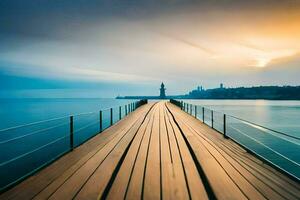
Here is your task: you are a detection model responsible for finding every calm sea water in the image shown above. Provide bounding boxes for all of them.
[0,98,134,129]
[185,99,300,138]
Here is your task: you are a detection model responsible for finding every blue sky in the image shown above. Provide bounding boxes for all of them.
[1,0,300,98]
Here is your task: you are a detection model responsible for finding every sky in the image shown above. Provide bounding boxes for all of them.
[1,0,300,98]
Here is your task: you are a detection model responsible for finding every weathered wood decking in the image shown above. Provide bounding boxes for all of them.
[1,102,300,200]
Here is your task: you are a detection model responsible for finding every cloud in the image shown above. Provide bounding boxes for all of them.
[0,62,157,83]
[159,33,216,55]
[1,0,300,94]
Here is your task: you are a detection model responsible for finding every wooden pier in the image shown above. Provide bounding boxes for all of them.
[1,101,300,200]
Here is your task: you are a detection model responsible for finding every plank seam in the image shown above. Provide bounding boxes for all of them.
[99,103,157,200]
[164,107,192,200]
[179,105,299,199]
[123,106,156,199]
[165,104,217,200]
[70,105,154,199]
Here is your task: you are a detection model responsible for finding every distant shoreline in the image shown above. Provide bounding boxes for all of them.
[116,97,300,100]
[117,85,300,100]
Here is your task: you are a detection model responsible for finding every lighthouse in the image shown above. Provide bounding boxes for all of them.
[159,82,166,99]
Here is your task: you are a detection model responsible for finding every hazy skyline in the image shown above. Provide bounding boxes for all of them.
[1,0,300,97]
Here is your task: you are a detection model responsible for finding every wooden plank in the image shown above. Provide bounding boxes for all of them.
[160,103,190,200]
[166,103,248,200]
[216,140,300,199]
[125,105,157,200]
[159,103,174,200]
[182,123,277,199]
[105,104,155,199]
[33,115,138,200]
[174,103,300,191]
[33,106,150,200]
[174,103,300,198]
[167,102,300,199]
[72,105,154,199]
[162,104,190,199]
[0,104,152,200]
[143,103,161,200]
[165,107,209,200]
[45,106,150,199]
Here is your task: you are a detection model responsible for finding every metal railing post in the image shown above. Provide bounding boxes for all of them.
[190,104,192,115]
[125,105,127,115]
[223,114,227,138]
[70,116,74,151]
[99,111,103,132]
[119,106,121,120]
[187,104,189,113]
[211,110,214,128]
[110,108,113,126]
[202,107,205,122]
[195,105,197,118]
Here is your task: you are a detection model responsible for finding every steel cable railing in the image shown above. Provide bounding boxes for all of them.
[0,116,70,134]
[0,99,148,192]
[228,114,300,141]
[170,99,300,181]
[0,134,69,167]
[0,121,70,145]
[226,124,300,167]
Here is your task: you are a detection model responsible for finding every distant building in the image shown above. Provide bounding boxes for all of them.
[160,82,166,99]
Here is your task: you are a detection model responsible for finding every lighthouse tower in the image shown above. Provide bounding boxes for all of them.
[159,82,166,99]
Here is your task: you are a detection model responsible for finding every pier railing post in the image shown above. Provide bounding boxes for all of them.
[202,107,205,123]
[190,104,192,115]
[195,105,197,118]
[99,111,103,132]
[187,104,189,113]
[125,105,127,115]
[70,116,74,151]
[211,110,214,128]
[119,106,121,120]
[181,101,183,110]
[110,108,113,126]
[223,114,227,138]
